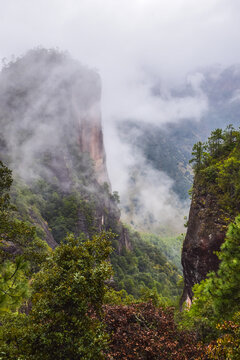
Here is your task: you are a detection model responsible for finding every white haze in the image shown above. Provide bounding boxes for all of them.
[0,0,240,231]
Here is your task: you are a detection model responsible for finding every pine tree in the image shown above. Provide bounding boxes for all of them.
[207,128,224,157]
[0,161,49,270]
[189,141,206,171]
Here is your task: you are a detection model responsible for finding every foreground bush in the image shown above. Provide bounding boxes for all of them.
[0,232,113,360]
[104,302,207,360]
[207,312,240,360]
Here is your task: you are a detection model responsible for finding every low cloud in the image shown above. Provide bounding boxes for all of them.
[0,0,239,232]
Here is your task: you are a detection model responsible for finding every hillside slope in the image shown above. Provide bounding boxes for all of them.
[0,49,182,300]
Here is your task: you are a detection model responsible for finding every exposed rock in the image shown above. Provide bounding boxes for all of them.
[181,181,230,305]
[78,102,110,186]
[118,226,132,252]
[0,240,22,257]
[0,48,130,252]
[29,210,58,249]
[0,48,110,188]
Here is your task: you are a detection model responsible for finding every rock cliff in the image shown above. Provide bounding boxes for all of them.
[0,48,110,187]
[181,181,228,304]
[0,48,129,250]
[181,126,240,305]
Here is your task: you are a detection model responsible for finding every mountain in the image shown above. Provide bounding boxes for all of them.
[0,48,182,300]
[117,65,240,232]
[181,126,240,304]
[0,48,128,249]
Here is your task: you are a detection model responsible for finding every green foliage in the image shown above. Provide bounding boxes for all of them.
[180,214,240,340]
[141,232,184,272]
[111,229,183,302]
[0,232,113,359]
[0,160,47,317]
[0,258,30,313]
[27,180,93,243]
[190,125,240,215]
[0,163,49,272]
[207,128,224,158]
[207,312,240,360]
[11,174,121,245]
[104,288,136,305]
[190,124,240,172]
[189,141,206,170]
[0,161,12,211]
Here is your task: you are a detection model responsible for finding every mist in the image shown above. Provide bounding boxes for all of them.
[1,0,240,232]
[0,49,103,191]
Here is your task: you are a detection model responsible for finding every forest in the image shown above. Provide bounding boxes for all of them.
[0,125,240,359]
[1,0,240,357]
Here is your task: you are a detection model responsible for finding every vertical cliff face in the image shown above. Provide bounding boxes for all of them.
[78,102,110,186]
[0,48,110,188]
[181,182,228,304]
[181,127,240,305]
[0,48,129,249]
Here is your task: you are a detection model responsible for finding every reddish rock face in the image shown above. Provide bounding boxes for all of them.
[78,102,110,186]
[0,48,110,188]
[0,49,130,251]
[181,183,229,305]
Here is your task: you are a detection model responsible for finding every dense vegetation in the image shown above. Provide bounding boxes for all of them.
[104,303,207,359]
[0,233,113,359]
[111,229,182,301]
[1,124,240,358]
[0,49,183,308]
[0,161,204,359]
[9,171,183,303]
[5,49,240,358]
[190,124,240,215]
[179,214,240,358]
[178,125,240,358]
[141,232,184,271]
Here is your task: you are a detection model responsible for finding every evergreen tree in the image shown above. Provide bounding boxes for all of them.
[0,161,49,270]
[0,160,12,211]
[0,232,113,360]
[207,128,224,157]
[189,141,205,170]
[210,215,240,317]
[0,161,31,312]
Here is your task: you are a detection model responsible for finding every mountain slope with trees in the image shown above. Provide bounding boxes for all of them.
[182,125,240,303]
[179,125,240,358]
[0,49,183,303]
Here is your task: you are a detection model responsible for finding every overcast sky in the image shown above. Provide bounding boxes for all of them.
[1,0,240,119]
[1,1,240,85]
[1,0,240,204]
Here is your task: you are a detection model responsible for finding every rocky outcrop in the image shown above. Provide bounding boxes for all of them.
[29,210,58,249]
[78,102,110,186]
[0,48,110,188]
[0,48,128,250]
[181,181,230,305]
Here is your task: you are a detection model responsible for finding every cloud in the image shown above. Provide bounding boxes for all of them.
[119,152,189,234]
[0,0,239,231]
